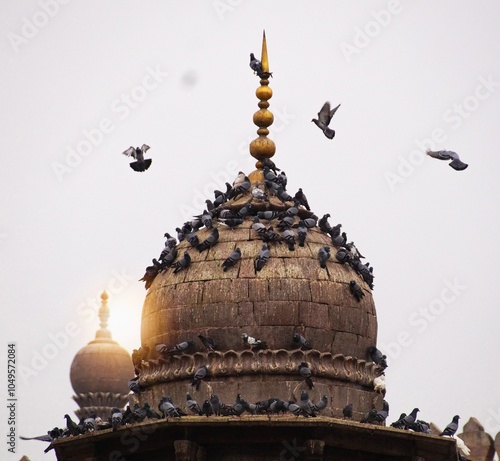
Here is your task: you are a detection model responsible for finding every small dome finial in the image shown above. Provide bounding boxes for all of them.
[96,290,111,338]
[249,30,276,183]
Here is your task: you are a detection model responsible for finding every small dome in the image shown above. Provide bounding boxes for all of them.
[70,292,134,396]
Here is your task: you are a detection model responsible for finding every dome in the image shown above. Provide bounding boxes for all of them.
[136,35,382,419]
[70,291,134,418]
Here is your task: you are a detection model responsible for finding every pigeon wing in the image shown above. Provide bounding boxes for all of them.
[141,144,150,153]
[122,146,136,158]
[317,102,332,125]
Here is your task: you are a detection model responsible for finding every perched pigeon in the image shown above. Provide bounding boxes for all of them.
[202,399,213,417]
[144,402,162,419]
[312,395,328,414]
[343,403,353,419]
[254,244,271,273]
[257,210,280,221]
[401,408,420,429]
[122,144,152,172]
[286,401,305,418]
[261,157,280,174]
[242,333,268,350]
[426,150,468,171]
[128,376,145,394]
[186,393,203,416]
[139,259,162,289]
[172,251,191,274]
[198,334,218,352]
[292,333,312,351]
[298,362,314,389]
[335,248,351,264]
[251,187,268,201]
[281,228,296,251]
[297,220,308,247]
[191,365,208,390]
[439,415,460,437]
[318,246,331,268]
[201,210,213,229]
[166,340,194,356]
[312,102,340,139]
[299,390,316,417]
[368,346,388,369]
[390,413,408,429]
[294,188,310,210]
[158,397,182,418]
[197,227,219,252]
[82,414,97,433]
[210,394,221,416]
[64,414,81,436]
[222,248,242,271]
[361,409,378,424]
[349,280,364,302]
[110,408,123,432]
[249,52,263,77]
[409,419,432,434]
[318,214,333,234]
[375,400,390,423]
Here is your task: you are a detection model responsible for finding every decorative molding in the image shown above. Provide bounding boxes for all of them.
[73,391,129,409]
[139,349,382,388]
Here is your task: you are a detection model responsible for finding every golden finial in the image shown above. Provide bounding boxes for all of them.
[249,30,275,183]
[98,290,110,331]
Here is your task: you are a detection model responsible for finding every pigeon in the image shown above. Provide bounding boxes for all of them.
[299,390,316,417]
[318,214,333,234]
[318,246,331,268]
[261,157,280,174]
[368,346,388,369]
[251,187,268,201]
[139,259,162,289]
[373,374,386,394]
[292,333,312,350]
[230,394,245,417]
[172,251,191,274]
[186,231,200,248]
[210,394,221,416]
[213,189,228,207]
[286,401,305,418]
[349,280,364,302]
[343,403,353,419]
[242,333,268,350]
[297,220,308,247]
[298,362,314,389]
[346,241,365,259]
[257,210,280,221]
[361,409,379,424]
[144,402,162,419]
[409,419,432,434]
[186,393,203,416]
[401,408,420,429]
[269,398,288,415]
[276,187,294,203]
[281,228,296,251]
[166,340,194,355]
[439,415,460,437]
[312,395,328,414]
[64,414,81,436]
[455,435,471,457]
[122,144,152,172]
[235,203,254,218]
[391,413,408,429]
[302,215,318,228]
[375,400,390,423]
[222,248,242,271]
[20,430,61,442]
[158,397,182,418]
[221,218,244,229]
[252,216,267,236]
[159,247,178,269]
[232,176,252,199]
[312,102,340,139]
[262,226,282,244]
[110,408,123,431]
[164,232,177,248]
[128,376,145,394]
[191,365,208,390]
[332,231,347,247]
[277,171,288,188]
[277,215,295,230]
[82,414,97,433]
[197,227,219,252]
[202,399,213,417]
[294,188,310,210]
[198,334,218,352]
[201,210,213,229]
[249,52,263,77]
[426,149,468,171]
[335,248,351,264]
[254,244,271,273]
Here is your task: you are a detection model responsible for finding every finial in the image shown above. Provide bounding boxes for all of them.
[98,290,110,332]
[249,30,276,183]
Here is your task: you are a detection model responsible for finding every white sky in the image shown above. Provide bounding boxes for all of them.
[1,1,500,460]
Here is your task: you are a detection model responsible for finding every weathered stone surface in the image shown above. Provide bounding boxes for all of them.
[458,417,495,461]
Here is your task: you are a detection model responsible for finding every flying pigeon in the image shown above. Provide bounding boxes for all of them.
[439,415,460,437]
[312,102,341,139]
[122,144,152,172]
[426,150,468,171]
[343,403,353,419]
[292,333,312,350]
[198,334,218,352]
[254,244,271,273]
[318,246,331,268]
[249,52,263,77]
[186,393,203,416]
[191,365,208,390]
[242,333,268,350]
[197,227,219,252]
[222,248,242,271]
[349,280,364,302]
[298,362,314,389]
[368,346,388,369]
[172,251,191,274]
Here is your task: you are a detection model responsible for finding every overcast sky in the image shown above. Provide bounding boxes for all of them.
[2,1,500,460]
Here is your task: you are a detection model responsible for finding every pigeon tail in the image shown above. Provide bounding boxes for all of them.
[130,159,152,172]
[323,128,335,139]
[449,158,468,171]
